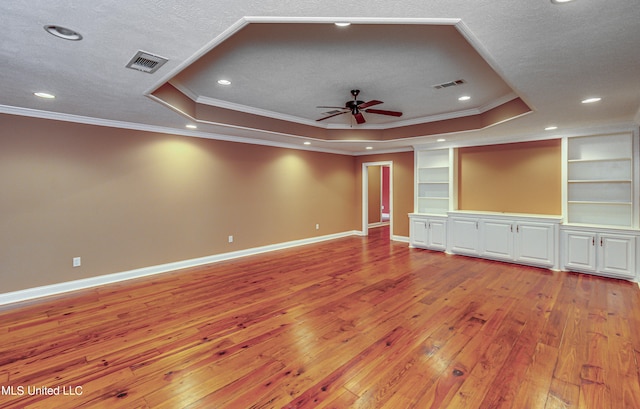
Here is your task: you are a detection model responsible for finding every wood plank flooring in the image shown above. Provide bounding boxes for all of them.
[1,226,639,408]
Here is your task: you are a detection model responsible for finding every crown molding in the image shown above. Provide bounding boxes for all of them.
[243,16,462,26]
[195,94,322,127]
[351,146,413,156]
[0,105,353,155]
[178,66,519,131]
[412,121,639,151]
[190,88,518,131]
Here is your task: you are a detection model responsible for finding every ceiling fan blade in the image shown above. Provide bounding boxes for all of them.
[317,106,347,109]
[357,100,383,109]
[316,111,348,121]
[365,108,403,117]
[354,112,366,124]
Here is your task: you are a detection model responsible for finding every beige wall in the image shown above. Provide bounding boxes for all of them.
[0,112,570,295]
[355,152,414,238]
[458,139,562,215]
[0,112,573,295]
[0,114,359,293]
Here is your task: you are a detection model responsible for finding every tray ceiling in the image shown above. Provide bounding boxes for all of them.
[2,1,639,153]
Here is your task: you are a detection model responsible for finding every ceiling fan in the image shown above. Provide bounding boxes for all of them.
[316,89,402,124]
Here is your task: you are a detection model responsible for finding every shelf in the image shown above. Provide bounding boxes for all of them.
[567,133,632,162]
[568,157,631,163]
[567,202,632,227]
[418,196,449,214]
[418,181,448,199]
[417,149,450,169]
[568,179,632,183]
[417,165,449,170]
[418,167,449,183]
[568,180,632,206]
[568,159,631,181]
[568,201,632,205]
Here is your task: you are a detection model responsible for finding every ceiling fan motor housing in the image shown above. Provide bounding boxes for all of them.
[346,100,364,113]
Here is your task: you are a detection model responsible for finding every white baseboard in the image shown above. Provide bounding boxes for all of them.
[368,221,390,228]
[392,235,410,243]
[0,230,360,307]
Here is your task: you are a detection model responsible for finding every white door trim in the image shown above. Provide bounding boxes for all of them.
[362,161,393,236]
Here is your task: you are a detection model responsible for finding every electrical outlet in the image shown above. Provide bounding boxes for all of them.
[73,257,81,267]
[315,224,320,230]
[228,235,234,243]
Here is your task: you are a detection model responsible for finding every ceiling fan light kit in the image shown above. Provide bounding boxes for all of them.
[316,89,403,125]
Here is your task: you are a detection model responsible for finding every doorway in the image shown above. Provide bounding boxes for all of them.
[362,161,393,237]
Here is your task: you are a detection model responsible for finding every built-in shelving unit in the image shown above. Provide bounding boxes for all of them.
[566,133,634,228]
[415,148,453,215]
[410,130,639,281]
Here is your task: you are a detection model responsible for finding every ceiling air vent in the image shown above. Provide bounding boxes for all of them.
[433,79,466,89]
[125,51,168,74]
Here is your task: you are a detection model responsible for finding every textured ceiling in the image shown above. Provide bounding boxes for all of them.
[168,22,515,127]
[2,1,639,154]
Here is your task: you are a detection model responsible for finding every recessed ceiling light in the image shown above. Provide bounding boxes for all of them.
[186,124,197,129]
[44,25,83,41]
[545,126,558,131]
[303,141,311,145]
[551,0,575,4]
[365,146,373,150]
[437,138,446,142]
[217,79,231,85]
[335,22,351,27]
[581,97,601,104]
[34,92,55,99]
[458,96,471,101]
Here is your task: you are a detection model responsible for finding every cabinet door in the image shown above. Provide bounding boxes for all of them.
[480,219,514,261]
[515,222,556,267]
[427,219,447,251]
[410,218,428,249]
[449,218,479,255]
[599,234,636,278]
[563,231,597,272]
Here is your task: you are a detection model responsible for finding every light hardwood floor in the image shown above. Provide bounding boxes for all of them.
[1,227,639,408]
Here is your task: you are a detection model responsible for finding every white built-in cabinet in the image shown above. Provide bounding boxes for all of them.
[448,216,480,256]
[566,133,636,228]
[409,129,639,282]
[409,214,447,251]
[562,227,637,279]
[561,132,639,279]
[448,212,561,269]
[415,149,455,215]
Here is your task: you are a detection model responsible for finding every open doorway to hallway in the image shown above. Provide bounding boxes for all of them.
[362,161,393,238]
